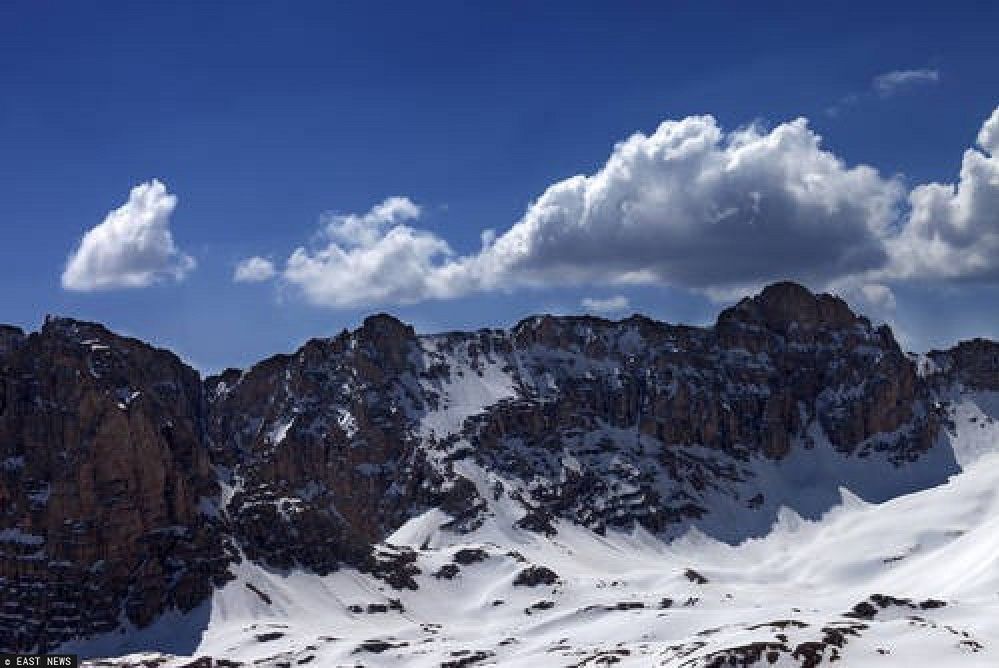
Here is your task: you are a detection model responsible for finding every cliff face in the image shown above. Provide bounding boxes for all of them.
[453,282,940,536]
[927,338,999,391]
[0,283,992,651]
[0,318,231,651]
[204,315,452,576]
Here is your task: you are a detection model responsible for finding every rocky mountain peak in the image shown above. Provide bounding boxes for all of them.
[718,281,863,334]
[360,312,416,340]
[354,312,418,371]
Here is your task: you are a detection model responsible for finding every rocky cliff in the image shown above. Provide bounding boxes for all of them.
[0,318,232,651]
[926,338,999,391]
[0,283,993,652]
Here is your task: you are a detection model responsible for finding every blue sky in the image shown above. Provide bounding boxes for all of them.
[1,2,997,371]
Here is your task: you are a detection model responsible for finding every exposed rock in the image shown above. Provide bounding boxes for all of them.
[452,547,489,565]
[928,338,999,391]
[353,639,408,654]
[205,319,473,575]
[0,324,25,358]
[434,563,461,580]
[524,600,555,614]
[513,565,559,587]
[684,568,709,584]
[441,650,495,667]
[514,507,558,537]
[244,583,272,605]
[0,318,232,651]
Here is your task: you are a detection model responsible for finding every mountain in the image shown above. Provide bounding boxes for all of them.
[0,282,996,666]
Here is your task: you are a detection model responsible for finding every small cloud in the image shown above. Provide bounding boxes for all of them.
[282,197,457,307]
[62,180,195,291]
[581,295,630,316]
[858,283,897,311]
[825,92,860,118]
[873,68,940,97]
[233,256,277,283]
[831,280,896,311]
[323,195,421,246]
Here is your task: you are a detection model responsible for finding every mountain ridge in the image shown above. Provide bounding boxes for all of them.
[1,281,997,661]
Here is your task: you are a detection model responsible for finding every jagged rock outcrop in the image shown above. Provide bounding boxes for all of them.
[204,314,471,576]
[450,282,940,536]
[0,318,232,651]
[0,282,993,652]
[927,338,999,391]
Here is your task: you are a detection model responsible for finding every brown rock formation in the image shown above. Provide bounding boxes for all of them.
[928,338,999,391]
[0,318,231,651]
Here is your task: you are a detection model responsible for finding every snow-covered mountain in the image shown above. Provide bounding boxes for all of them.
[1,282,996,666]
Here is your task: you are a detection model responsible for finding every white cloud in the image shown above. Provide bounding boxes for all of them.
[463,115,902,294]
[827,69,940,118]
[857,283,897,310]
[281,197,462,307]
[262,117,904,307]
[250,107,999,311]
[825,92,860,118]
[828,277,897,315]
[884,106,999,282]
[268,116,904,308]
[323,196,421,246]
[979,108,999,154]
[62,180,195,291]
[233,256,277,283]
[873,68,940,96]
[581,295,630,316]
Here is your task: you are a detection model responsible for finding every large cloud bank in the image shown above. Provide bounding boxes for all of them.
[234,105,999,308]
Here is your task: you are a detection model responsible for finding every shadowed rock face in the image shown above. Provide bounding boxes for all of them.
[0,324,25,358]
[204,314,477,577]
[928,338,999,391]
[719,281,860,334]
[459,286,941,537]
[0,318,232,651]
[0,283,992,651]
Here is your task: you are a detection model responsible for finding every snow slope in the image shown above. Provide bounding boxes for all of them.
[65,380,999,667]
[73,399,999,667]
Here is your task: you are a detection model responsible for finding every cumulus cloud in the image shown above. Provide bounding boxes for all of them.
[827,277,898,315]
[581,295,630,316]
[460,115,902,295]
[233,256,277,283]
[280,197,465,307]
[857,283,897,310]
[322,196,421,246]
[264,116,904,308]
[884,106,999,282]
[873,68,940,96]
[62,180,195,291]
[248,106,999,311]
